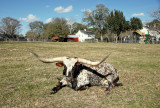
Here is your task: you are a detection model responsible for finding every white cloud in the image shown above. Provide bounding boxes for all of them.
[45,18,54,23]
[132,13,145,17]
[19,14,39,22]
[54,5,73,13]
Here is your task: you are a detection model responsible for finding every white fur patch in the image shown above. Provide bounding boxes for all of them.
[63,57,78,76]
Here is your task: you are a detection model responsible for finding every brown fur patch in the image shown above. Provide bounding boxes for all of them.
[56,62,63,67]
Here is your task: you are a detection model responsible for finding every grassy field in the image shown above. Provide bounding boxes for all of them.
[0,42,160,108]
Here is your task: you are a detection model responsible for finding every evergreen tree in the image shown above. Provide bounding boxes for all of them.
[107,10,128,42]
[130,17,143,31]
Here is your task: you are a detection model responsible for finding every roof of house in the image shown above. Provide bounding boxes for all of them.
[79,30,95,35]
[67,35,78,38]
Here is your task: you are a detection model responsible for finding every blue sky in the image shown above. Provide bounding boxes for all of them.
[0,0,159,35]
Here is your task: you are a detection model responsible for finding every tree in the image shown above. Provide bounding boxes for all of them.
[43,17,69,39]
[82,4,109,41]
[25,30,36,40]
[29,21,44,39]
[124,21,131,31]
[130,17,143,31]
[43,23,55,39]
[107,10,128,42]
[151,7,160,21]
[130,17,142,43]
[53,18,69,36]
[66,17,76,34]
[72,22,87,34]
[148,7,160,33]
[146,19,160,32]
[0,17,21,38]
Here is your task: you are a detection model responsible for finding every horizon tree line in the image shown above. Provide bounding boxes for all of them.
[0,4,159,42]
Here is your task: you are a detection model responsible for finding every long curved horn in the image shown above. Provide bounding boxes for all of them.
[78,53,111,66]
[28,49,63,63]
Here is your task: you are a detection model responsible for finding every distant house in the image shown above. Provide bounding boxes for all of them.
[75,30,95,42]
[51,30,95,42]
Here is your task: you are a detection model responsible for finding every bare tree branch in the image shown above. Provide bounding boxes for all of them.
[0,17,21,38]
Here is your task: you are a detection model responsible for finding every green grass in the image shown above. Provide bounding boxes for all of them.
[0,42,160,107]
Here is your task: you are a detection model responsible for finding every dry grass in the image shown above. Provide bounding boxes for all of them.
[0,42,160,108]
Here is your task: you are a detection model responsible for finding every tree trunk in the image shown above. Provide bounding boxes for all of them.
[100,33,103,42]
[135,35,137,43]
[121,37,123,43]
[107,37,110,43]
[115,36,118,43]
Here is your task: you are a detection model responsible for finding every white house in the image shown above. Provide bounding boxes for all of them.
[75,30,95,42]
